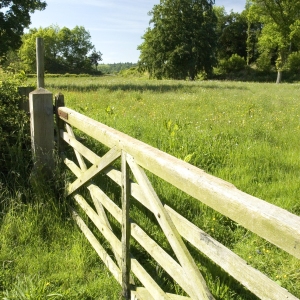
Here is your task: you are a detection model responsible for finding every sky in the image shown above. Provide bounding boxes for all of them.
[28,0,245,64]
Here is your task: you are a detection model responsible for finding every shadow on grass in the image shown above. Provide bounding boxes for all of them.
[46,81,250,93]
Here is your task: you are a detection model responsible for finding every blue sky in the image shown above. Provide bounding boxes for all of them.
[28,0,245,64]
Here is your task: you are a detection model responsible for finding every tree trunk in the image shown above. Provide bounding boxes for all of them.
[276,69,282,84]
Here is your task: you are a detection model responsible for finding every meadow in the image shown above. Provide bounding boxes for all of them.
[1,75,300,299]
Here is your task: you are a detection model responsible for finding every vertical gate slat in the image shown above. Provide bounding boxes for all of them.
[121,151,131,299]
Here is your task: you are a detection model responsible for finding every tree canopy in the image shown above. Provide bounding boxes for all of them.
[249,0,300,82]
[214,7,248,60]
[138,0,217,80]
[0,0,47,57]
[19,25,100,73]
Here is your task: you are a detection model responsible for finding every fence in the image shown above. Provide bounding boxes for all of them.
[24,88,300,300]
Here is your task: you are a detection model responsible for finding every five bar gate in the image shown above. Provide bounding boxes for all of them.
[46,93,300,300]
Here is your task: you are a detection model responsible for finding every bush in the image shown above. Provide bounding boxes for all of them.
[256,51,272,72]
[119,67,143,78]
[286,52,300,73]
[217,54,246,74]
[0,78,31,178]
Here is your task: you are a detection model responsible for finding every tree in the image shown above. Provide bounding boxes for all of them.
[58,26,94,71]
[249,0,300,83]
[89,50,102,70]
[245,0,262,65]
[19,25,99,73]
[215,9,248,60]
[0,0,46,57]
[138,0,217,80]
[19,25,62,72]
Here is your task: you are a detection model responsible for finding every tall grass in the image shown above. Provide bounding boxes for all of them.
[4,76,300,299]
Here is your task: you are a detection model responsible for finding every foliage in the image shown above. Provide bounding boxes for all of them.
[0,77,31,177]
[249,0,300,82]
[89,50,103,70]
[118,67,144,78]
[290,20,300,49]
[19,25,99,74]
[0,50,24,74]
[255,51,272,72]
[217,54,247,73]
[245,1,262,65]
[214,7,248,60]
[138,0,217,80]
[286,51,300,73]
[0,0,46,57]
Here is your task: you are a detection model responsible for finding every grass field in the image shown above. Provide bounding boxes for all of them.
[1,75,300,299]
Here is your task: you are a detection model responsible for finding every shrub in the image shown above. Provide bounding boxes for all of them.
[217,54,246,74]
[119,67,143,78]
[0,78,31,178]
[286,52,300,73]
[256,51,272,72]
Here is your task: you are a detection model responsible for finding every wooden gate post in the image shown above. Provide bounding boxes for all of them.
[29,88,54,173]
[36,37,45,88]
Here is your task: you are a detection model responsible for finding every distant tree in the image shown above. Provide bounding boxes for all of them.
[19,25,100,73]
[214,8,248,60]
[58,26,94,71]
[138,0,217,80]
[0,0,46,56]
[250,0,300,83]
[19,25,62,72]
[245,1,262,65]
[89,51,103,70]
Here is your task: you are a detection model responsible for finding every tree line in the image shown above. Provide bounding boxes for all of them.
[0,1,102,74]
[138,0,300,82]
[1,0,300,82]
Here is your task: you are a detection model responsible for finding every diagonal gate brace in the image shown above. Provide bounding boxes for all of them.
[67,146,121,195]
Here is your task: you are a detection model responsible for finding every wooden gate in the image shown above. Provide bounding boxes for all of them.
[54,96,300,300]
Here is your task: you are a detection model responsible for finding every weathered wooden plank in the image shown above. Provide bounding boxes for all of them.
[73,203,177,300]
[121,151,131,299]
[61,130,100,164]
[67,146,121,195]
[71,208,122,284]
[87,184,197,297]
[65,124,87,171]
[128,179,299,300]
[88,184,125,277]
[63,156,82,178]
[130,257,172,300]
[165,205,298,300]
[131,287,190,300]
[126,155,213,300]
[90,168,296,300]
[74,194,121,251]
[77,180,298,300]
[73,193,170,299]
[58,107,300,259]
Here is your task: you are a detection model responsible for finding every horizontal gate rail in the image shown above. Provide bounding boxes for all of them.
[58,106,300,259]
[57,106,300,300]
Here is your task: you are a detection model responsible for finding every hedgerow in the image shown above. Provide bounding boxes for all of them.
[0,75,31,181]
